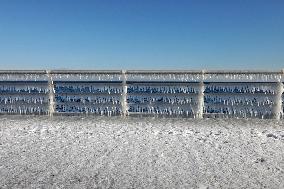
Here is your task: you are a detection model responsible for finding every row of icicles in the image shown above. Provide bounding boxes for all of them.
[55,104,121,115]
[0,96,47,104]
[127,73,282,82]
[204,96,274,106]
[0,106,47,114]
[0,86,49,93]
[204,85,276,94]
[204,106,273,118]
[128,105,194,115]
[0,73,281,82]
[127,96,198,105]
[55,85,122,94]
[127,86,198,94]
[55,85,199,94]
[55,95,121,104]
[0,84,277,94]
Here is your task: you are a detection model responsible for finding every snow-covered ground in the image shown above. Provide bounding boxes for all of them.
[0,116,283,188]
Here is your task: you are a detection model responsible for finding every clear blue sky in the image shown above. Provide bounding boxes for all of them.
[0,0,283,70]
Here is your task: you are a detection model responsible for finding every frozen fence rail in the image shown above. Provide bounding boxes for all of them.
[0,70,283,119]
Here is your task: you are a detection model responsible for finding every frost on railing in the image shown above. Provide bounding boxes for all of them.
[203,82,278,118]
[50,70,122,82]
[125,71,202,117]
[0,70,283,119]
[0,71,49,114]
[126,71,203,82]
[204,71,282,82]
[0,85,49,93]
[0,72,48,82]
[50,71,123,115]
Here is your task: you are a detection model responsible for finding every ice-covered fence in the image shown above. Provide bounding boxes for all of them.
[203,70,284,119]
[126,70,204,118]
[49,70,123,115]
[0,70,50,114]
[126,70,284,119]
[0,70,283,119]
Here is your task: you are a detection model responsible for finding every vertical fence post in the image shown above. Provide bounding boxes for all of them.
[271,70,284,120]
[272,81,283,120]
[196,70,205,118]
[47,70,55,117]
[276,69,284,120]
[282,69,284,119]
[121,70,128,116]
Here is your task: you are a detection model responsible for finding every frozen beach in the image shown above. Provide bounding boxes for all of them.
[0,116,284,188]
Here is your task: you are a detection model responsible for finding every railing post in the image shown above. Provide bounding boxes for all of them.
[273,69,284,119]
[196,70,205,118]
[271,70,284,120]
[121,70,128,116]
[47,70,55,117]
[272,81,283,120]
[282,69,284,119]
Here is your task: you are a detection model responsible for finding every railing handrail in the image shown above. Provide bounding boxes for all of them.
[0,70,47,74]
[0,69,283,74]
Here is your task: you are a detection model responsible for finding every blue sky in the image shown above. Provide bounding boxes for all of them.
[0,0,283,70]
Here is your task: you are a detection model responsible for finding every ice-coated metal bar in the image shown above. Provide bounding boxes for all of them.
[47,71,55,117]
[0,69,282,74]
[126,70,282,74]
[49,70,122,74]
[196,70,205,118]
[121,70,128,116]
[0,70,47,74]
[272,82,283,119]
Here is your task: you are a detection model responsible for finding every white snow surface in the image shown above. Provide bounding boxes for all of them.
[0,116,284,188]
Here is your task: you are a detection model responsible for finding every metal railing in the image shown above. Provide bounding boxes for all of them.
[0,70,283,119]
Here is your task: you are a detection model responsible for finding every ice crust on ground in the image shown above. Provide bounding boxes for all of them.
[0,116,284,188]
